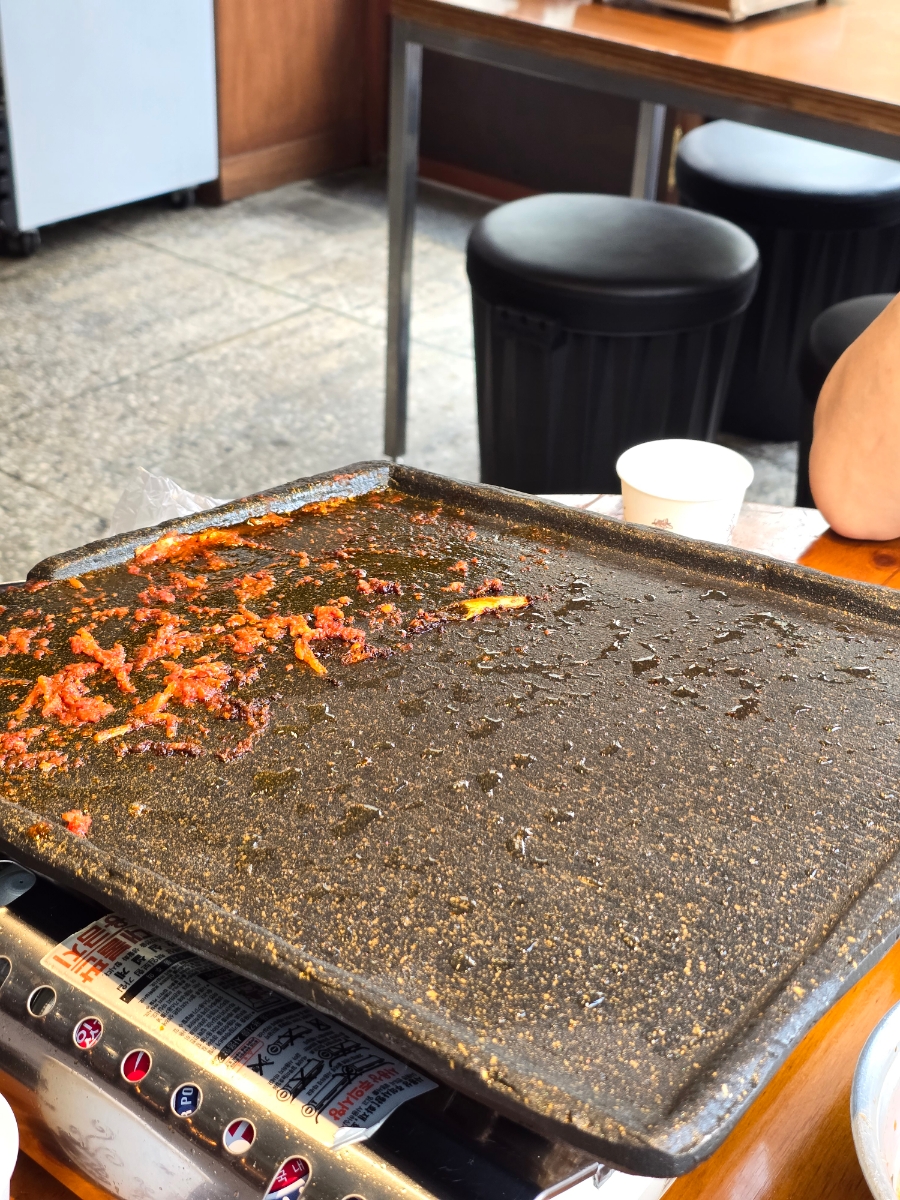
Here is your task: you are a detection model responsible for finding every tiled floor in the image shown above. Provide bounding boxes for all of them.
[0,169,797,582]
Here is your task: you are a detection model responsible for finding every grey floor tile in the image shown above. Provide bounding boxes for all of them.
[255,225,391,320]
[0,215,308,421]
[0,307,383,516]
[260,233,473,338]
[405,342,479,482]
[309,170,493,253]
[0,473,105,583]
[99,186,382,284]
[307,169,402,219]
[102,178,482,351]
[293,170,492,253]
[0,303,479,545]
[410,288,474,360]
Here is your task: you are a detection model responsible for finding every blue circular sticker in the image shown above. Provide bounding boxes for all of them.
[170,1083,202,1118]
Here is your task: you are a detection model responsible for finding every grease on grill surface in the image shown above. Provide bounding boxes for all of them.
[0,493,528,769]
[0,484,898,1162]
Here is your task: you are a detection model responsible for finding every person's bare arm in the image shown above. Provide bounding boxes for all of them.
[809,292,900,539]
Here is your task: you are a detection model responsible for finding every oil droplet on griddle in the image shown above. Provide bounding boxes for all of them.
[543,807,575,826]
[307,704,336,723]
[632,656,659,675]
[331,803,383,838]
[478,770,503,792]
[451,951,476,972]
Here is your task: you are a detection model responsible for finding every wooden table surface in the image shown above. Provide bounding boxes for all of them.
[10,507,900,1200]
[393,0,900,147]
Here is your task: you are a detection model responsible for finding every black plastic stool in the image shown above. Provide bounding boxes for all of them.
[795,293,896,507]
[676,121,900,442]
[466,193,759,494]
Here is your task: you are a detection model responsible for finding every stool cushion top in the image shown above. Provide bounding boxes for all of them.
[466,193,759,335]
[800,293,896,403]
[677,121,900,231]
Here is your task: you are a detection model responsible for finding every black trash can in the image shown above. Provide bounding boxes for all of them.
[467,193,759,494]
[677,120,900,442]
[795,293,896,507]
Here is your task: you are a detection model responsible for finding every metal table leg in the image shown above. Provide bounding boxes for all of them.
[630,101,667,200]
[384,23,423,461]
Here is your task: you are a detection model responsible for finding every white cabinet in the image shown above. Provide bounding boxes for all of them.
[0,0,218,238]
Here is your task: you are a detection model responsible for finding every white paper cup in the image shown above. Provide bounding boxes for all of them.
[616,439,754,544]
[852,997,900,1200]
[0,1091,18,1200]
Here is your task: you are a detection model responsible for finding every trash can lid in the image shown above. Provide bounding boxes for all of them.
[466,194,759,335]
[677,121,900,231]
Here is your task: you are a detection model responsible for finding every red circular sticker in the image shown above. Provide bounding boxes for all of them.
[72,1016,103,1051]
[222,1118,255,1156]
[121,1049,152,1083]
[265,1157,311,1198]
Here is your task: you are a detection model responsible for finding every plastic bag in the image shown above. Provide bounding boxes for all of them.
[106,468,229,538]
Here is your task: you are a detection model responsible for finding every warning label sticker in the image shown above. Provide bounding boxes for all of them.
[42,913,434,1148]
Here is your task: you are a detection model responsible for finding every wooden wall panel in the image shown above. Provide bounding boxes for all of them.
[213,0,369,202]
[419,50,640,198]
[365,0,391,165]
[416,51,704,203]
[209,0,700,206]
